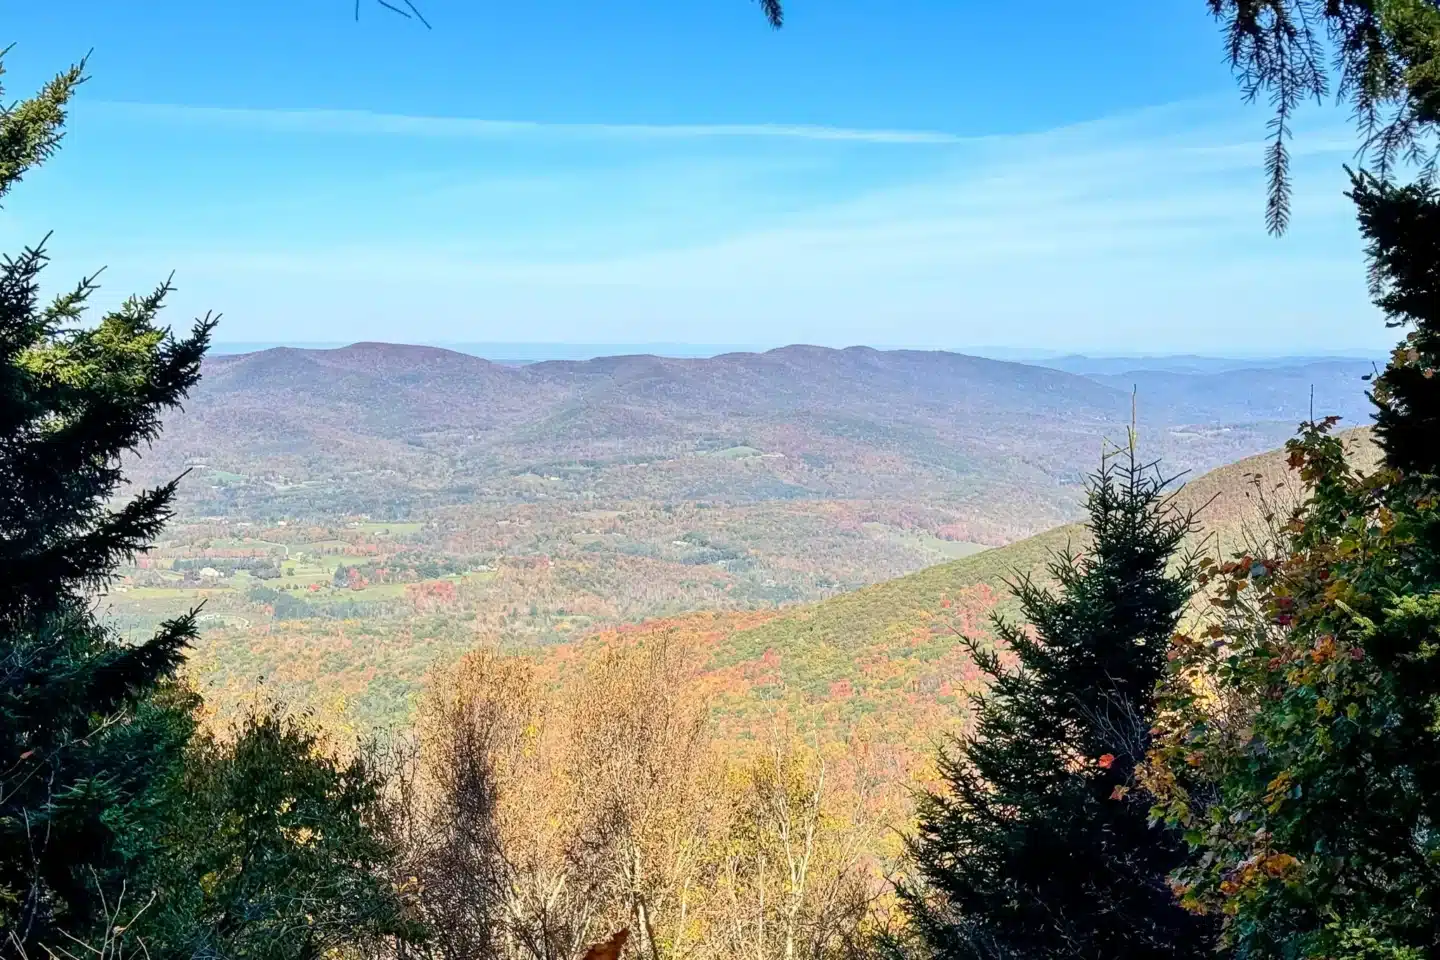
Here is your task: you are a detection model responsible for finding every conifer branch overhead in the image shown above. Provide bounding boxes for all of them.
[355,0,431,28]
[1207,0,1440,234]
[352,0,779,31]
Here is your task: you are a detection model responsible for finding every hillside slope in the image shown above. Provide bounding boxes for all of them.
[566,428,1378,744]
[166,429,1377,730]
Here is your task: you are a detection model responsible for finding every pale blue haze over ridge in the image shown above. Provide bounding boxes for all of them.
[0,1,1390,354]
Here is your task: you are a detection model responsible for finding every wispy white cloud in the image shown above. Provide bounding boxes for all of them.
[90,94,1359,156]
[89,100,969,144]
[37,95,1383,353]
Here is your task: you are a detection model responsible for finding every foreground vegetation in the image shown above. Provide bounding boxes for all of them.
[7,1,1440,958]
[0,59,415,959]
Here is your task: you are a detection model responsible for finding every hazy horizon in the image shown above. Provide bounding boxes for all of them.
[5,2,1399,356]
[205,339,1389,364]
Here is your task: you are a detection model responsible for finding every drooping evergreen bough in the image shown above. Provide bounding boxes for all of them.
[900,446,1219,959]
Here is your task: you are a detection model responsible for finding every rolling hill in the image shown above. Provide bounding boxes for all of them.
[556,428,1380,743]
[132,342,1372,553]
[162,427,1377,735]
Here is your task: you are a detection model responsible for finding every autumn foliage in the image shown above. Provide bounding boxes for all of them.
[386,631,897,960]
[1145,172,1440,957]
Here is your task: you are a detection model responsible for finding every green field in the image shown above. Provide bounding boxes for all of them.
[353,522,425,536]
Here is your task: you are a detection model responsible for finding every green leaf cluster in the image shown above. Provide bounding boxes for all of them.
[1151,173,1440,960]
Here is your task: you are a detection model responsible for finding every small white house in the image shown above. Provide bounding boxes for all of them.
[199,567,223,580]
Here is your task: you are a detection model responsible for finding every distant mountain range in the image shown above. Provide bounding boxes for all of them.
[135,342,1379,551]
[208,341,1385,371]
[206,342,775,364]
[1039,353,1384,376]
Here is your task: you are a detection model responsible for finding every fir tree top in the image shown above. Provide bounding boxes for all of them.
[0,54,214,625]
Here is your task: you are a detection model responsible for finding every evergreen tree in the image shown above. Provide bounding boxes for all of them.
[0,53,213,952]
[899,446,1218,960]
[0,49,428,960]
[1137,5,1440,956]
[1359,172,1440,479]
[1149,172,1440,960]
[0,50,426,960]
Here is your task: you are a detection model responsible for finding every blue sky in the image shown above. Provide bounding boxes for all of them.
[1,0,1390,354]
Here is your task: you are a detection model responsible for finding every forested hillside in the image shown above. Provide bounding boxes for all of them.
[106,341,1375,723]
[122,428,1375,734]
[131,342,1368,547]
